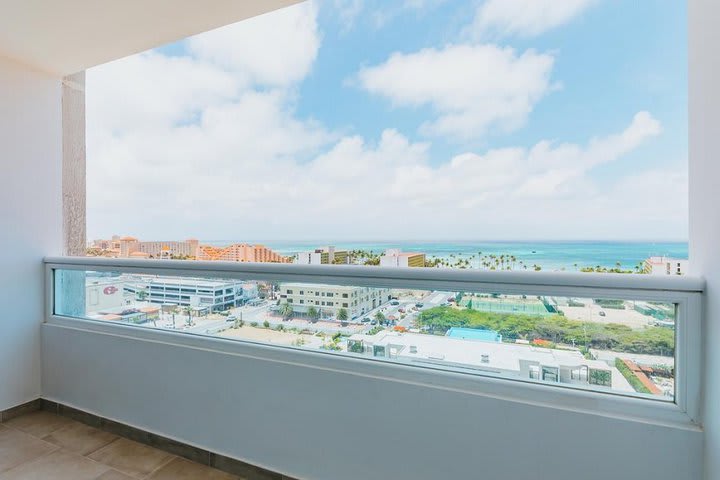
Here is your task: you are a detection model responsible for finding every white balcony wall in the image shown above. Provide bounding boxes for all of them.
[0,56,62,410]
[42,324,702,480]
[689,0,720,478]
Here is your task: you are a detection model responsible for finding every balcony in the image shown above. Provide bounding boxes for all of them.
[31,257,707,478]
[1,1,720,479]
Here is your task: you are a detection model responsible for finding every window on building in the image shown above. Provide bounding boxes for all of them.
[542,367,559,382]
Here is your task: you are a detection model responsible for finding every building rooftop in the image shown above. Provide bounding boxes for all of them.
[349,331,611,373]
[132,276,245,288]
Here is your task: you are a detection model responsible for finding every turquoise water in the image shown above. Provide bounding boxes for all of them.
[203,240,688,272]
[446,327,502,343]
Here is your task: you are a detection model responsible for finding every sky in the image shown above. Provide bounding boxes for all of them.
[86,0,688,242]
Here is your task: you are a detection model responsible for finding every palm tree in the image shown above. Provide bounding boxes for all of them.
[307,306,320,322]
[279,302,293,321]
[182,306,193,326]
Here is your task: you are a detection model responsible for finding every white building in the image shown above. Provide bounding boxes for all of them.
[294,246,349,265]
[348,331,613,388]
[644,256,689,275]
[279,283,391,320]
[379,249,426,268]
[85,275,133,313]
[125,277,257,311]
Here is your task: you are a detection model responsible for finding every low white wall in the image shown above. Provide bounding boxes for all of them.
[0,56,62,410]
[689,1,720,479]
[42,324,702,480]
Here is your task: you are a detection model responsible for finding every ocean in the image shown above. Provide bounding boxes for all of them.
[202,240,689,272]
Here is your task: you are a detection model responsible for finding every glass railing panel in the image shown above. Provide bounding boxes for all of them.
[53,269,677,400]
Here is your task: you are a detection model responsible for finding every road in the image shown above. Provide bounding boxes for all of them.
[151,290,456,337]
[359,290,455,331]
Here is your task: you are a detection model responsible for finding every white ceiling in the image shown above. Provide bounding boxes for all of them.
[0,0,302,75]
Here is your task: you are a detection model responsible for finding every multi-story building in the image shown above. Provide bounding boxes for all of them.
[91,236,288,262]
[197,243,290,263]
[294,246,349,265]
[85,276,134,313]
[124,277,257,311]
[91,236,199,259]
[137,239,199,258]
[347,331,614,389]
[379,249,426,268]
[279,283,391,320]
[643,256,688,275]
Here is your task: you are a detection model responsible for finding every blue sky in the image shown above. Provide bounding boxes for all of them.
[86,0,688,241]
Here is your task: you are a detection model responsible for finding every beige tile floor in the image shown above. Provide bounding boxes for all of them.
[0,411,239,479]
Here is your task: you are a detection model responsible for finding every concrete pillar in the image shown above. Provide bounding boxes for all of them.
[688,1,720,478]
[60,72,86,316]
[62,71,86,256]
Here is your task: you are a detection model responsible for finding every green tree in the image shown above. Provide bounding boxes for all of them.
[181,306,193,326]
[374,311,386,323]
[136,289,148,301]
[338,308,349,321]
[307,306,320,322]
[279,302,293,320]
[416,306,675,356]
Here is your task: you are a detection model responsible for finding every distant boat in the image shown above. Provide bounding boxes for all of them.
[532,250,536,254]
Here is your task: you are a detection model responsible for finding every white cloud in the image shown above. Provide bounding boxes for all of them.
[186,1,320,87]
[87,52,241,133]
[468,0,598,39]
[387,112,661,208]
[356,44,556,139]
[86,2,684,242]
[89,91,674,241]
[331,0,364,31]
[325,0,447,31]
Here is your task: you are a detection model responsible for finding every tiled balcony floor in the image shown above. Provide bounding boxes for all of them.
[0,411,239,479]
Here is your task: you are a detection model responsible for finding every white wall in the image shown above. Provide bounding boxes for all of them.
[0,56,62,410]
[688,1,720,479]
[42,324,702,480]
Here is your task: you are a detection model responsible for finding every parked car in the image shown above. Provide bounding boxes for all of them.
[415,302,424,308]
[370,320,378,325]
[362,317,371,323]
[226,315,237,322]
[599,311,606,317]
[390,300,400,306]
